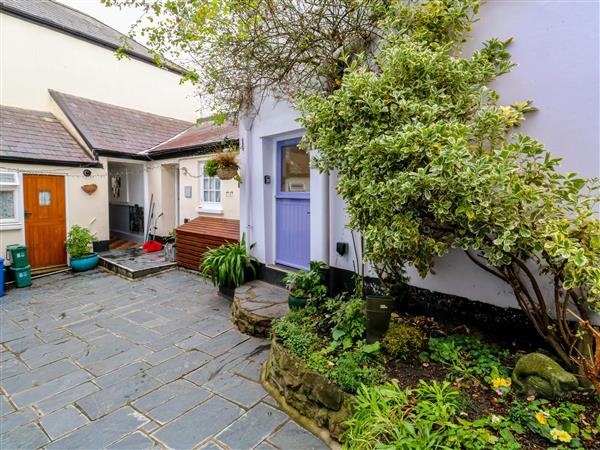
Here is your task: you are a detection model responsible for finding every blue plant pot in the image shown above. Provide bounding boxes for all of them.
[70,253,99,272]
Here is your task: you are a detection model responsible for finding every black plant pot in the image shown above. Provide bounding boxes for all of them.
[366,295,395,343]
[218,285,235,302]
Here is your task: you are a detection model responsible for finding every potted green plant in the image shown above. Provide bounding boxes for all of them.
[200,235,257,300]
[205,152,239,180]
[282,261,328,310]
[65,225,99,272]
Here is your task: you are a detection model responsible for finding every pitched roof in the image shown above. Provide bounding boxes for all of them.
[148,119,239,156]
[0,105,95,165]
[0,0,184,74]
[49,90,193,155]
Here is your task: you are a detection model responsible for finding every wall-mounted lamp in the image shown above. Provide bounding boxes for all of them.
[336,242,349,256]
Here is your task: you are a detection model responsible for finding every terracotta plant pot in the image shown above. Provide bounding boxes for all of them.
[216,166,238,180]
[81,184,98,195]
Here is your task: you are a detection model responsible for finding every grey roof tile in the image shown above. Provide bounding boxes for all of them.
[0,105,94,164]
[49,90,193,155]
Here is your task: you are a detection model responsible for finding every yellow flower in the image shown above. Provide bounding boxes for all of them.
[535,411,548,425]
[492,378,512,388]
[550,428,572,443]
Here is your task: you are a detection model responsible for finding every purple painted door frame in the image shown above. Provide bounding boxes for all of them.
[275,138,310,270]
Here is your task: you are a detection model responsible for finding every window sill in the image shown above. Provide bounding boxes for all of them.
[0,221,23,231]
[196,207,223,215]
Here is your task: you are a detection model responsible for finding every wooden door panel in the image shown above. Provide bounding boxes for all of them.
[24,175,67,269]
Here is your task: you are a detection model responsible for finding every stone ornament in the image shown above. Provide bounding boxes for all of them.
[512,352,579,400]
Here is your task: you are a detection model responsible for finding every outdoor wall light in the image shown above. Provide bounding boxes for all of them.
[336,242,349,256]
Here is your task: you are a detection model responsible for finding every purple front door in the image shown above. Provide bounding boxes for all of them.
[276,138,310,269]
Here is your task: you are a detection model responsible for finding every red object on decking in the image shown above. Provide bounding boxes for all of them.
[175,216,240,270]
[143,240,163,253]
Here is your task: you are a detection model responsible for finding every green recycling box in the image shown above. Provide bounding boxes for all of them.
[7,244,29,268]
[10,265,32,288]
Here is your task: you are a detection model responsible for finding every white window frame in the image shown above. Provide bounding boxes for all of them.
[0,171,23,230]
[196,163,223,214]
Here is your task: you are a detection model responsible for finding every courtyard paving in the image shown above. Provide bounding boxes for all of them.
[0,269,328,450]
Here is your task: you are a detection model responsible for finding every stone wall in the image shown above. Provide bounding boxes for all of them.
[262,339,355,443]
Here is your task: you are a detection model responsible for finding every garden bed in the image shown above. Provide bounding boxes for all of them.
[270,296,600,449]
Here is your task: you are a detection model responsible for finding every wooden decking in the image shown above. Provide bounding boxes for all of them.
[175,216,240,270]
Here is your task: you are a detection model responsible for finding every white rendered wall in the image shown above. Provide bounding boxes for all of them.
[241,1,599,309]
[0,13,198,121]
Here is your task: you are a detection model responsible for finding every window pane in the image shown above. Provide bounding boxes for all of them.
[215,191,221,203]
[0,190,15,219]
[39,191,51,206]
[281,144,310,192]
[215,177,221,190]
[204,190,209,202]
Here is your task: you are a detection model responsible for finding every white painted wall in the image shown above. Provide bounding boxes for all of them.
[0,13,198,121]
[240,1,599,309]
[0,161,110,253]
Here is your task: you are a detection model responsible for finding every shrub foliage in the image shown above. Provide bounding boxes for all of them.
[298,0,600,384]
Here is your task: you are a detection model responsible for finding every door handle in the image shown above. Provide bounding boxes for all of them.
[24,211,32,219]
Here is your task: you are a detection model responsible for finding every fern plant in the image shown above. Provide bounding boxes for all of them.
[200,235,257,288]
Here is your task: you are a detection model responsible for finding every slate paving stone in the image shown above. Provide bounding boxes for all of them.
[198,441,225,449]
[94,361,152,388]
[46,407,149,450]
[145,350,211,383]
[184,352,242,386]
[40,405,89,440]
[216,403,288,450]
[0,357,29,380]
[20,337,88,368]
[0,395,15,417]
[133,380,210,424]
[85,345,153,376]
[231,359,263,382]
[106,431,156,449]
[197,316,234,338]
[0,408,38,435]
[77,372,161,420]
[144,347,182,366]
[201,330,250,357]
[255,441,279,450]
[2,359,77,395]
[0,422,49,450]
[12,369,92,408]
[176,333,210,350]
[267,421,329,450]
[152,396,243,449]
[35,381,100,415]
[205,373,266,408]
[0,270,324,450]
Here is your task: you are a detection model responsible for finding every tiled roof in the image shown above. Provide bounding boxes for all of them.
[0,105,94,164]
[50,90,193,155]
[0,0,183,73]
[148,120,239,155]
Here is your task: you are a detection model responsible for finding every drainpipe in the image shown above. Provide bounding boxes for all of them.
[240,114,256,251]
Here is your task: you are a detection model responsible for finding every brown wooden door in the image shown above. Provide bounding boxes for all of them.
[24,175,67,269]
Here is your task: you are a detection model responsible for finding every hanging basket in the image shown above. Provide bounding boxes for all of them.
[216,166,238,180]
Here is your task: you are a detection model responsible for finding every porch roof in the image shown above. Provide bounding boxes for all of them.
[147,119,239,156]
[0,105,95,165]
[50,90,193,156]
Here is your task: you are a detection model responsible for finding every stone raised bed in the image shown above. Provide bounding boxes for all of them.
[262,339,355,446]
[232,281,289,337]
